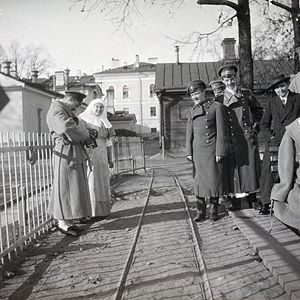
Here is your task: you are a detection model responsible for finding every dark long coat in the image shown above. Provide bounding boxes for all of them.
[186,100,228,198]
[46,100,92,220]
[260,92,300,205]
[271,119,300,231]
[220,88,263,194]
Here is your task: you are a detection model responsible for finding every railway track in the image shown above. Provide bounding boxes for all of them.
[113,167,213,300]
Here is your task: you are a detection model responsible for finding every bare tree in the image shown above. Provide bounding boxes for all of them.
[197,0,253,89]
[270,0,300,72]
[252,6,293,61]
[1,40,52,79]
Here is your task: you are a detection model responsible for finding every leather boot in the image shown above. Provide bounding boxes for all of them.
[209,197,219,221]
[227,196,241,211]
[193,197,206,222]
[246,193,261,209]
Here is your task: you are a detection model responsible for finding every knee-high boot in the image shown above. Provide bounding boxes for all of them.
[209,197,219,221]
[194,196,206,222]
[227,196,241,211]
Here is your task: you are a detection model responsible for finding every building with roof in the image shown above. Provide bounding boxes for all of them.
[0,61,63,134]
[155,38,294,150]
[94,55,159,135]
[42,69,103,104]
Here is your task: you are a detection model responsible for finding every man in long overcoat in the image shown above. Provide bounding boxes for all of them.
[218,64,264,210]
[186,80,228,222]
[271,118,300,231]
[260,74,300,214]
[47,91,92,236]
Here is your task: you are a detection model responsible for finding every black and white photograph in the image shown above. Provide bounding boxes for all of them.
[0,0,300,299]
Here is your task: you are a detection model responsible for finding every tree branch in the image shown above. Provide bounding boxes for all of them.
[197,0,239,11]
[270,1,293,14]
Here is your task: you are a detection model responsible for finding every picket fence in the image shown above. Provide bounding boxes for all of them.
[0,132,146,264]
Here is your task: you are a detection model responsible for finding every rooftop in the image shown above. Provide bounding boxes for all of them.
[155,60,294,93]
[95,62,156,75]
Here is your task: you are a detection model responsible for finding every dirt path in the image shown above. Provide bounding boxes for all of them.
[0,156,290,300]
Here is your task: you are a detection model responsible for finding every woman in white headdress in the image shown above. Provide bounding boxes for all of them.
[79,98,115,218]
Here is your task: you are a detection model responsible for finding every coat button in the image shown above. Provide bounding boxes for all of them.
[243,108,246,111]
[205,125,209,128]
[206,111,209,115]
[245,130,248,133]
[206,140,209,143]
[244,123,247,126]
[231,133,234,136]
[229,119,232,122]
[230,126,233,129]
[205,119,208,122]
[206,133,209,136]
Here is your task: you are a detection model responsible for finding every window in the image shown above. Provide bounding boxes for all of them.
[151,128,157,133]
[37,108,42,134]
[149,84,155,97]
[150,106,156,117]
[179,106,191,120]
[123,85,129,99]
[107,86,115,100]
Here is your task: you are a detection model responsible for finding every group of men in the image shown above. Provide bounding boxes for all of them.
[186,64,300,223]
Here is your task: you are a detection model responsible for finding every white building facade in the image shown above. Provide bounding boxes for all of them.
[94,56,160,135]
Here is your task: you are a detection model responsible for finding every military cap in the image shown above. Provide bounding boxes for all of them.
[65,91,86,102]
[209,79,225,90]
[187,80,206,94]
[268,74,290,90]
[218,64,238,77]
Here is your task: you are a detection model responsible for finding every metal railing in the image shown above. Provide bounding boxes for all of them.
[0,133,146,264]
[111,136,146,175]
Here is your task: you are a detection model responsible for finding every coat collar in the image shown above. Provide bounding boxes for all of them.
[223,86,242,106]
[286,118,300,145]
[52,99,74,117]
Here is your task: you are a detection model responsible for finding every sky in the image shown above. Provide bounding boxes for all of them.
[0,0,264,76]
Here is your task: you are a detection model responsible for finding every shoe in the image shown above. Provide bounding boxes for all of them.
[259,204,270,215]
[57,226,78,237]
[193,213,206,223]
[227,205,240,211]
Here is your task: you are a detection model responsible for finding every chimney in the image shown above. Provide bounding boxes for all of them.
[175,46,179,64]
[111,58,119,68]
[31,70,39,83]
[221,38,236,62]
[64,68,70,90]
[135,54,140,68]
[148,57,158,64]
[2,61,12,75]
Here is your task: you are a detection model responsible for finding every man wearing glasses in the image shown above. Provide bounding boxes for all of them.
[218,65,263,211]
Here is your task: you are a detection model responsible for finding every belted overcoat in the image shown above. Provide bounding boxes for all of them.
[219,88,264,194]
[46,99,92,220]
[271,119,300,231]
[186,100,228,198]
[260,92,300,205]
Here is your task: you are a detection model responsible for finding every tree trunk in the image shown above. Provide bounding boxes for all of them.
[292,0,300,72]
[237,0,253,90]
